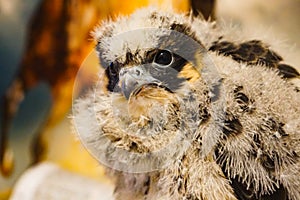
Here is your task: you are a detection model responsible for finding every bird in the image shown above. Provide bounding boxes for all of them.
[72,7,300,200]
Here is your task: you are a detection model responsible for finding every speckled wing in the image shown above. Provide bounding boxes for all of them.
[209,40,300,79]
[208,40,300,199]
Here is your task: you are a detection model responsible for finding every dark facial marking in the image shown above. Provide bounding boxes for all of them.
[149,49,191,91]
[171,53,189,72]
[105,62,120,92]
[105,47,196,94]
[150,65,186,91]
[145,49,158,63]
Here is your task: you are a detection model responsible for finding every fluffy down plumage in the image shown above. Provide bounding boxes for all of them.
[73,7,300,200]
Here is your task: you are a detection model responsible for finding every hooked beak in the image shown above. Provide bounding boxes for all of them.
[119,65,158,99]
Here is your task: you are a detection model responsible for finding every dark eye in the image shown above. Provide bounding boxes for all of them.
[154,50,173,66]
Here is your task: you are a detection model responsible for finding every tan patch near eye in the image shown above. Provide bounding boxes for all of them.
[178,63,201,82]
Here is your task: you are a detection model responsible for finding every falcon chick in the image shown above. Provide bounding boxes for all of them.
[73,7,300,200]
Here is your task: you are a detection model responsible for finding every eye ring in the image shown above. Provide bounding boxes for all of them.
[153,50,173,66]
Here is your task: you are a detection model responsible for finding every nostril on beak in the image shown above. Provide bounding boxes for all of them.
[119,66,158,99]
[135,69,141,76]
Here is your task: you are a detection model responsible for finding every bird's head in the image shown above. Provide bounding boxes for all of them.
[93,8,214,126]
[74,8,220,172]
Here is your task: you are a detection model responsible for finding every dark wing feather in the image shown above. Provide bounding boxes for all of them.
[230,178,288,200]
[209,40,299,79]
[215,148,289,200]
[231,178,288,200]
[277,64,300,78]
